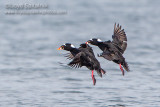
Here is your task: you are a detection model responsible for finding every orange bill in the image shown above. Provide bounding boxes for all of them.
[57,47,62,50]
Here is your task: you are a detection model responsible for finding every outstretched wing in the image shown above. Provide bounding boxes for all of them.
[64,53,75,60]
[112,23,127,54]
[68,52,83,68]
[64,49,80,60]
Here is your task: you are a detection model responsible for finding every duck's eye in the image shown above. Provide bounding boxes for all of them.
[61,46,64,49]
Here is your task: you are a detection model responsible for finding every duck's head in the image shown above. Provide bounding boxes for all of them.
[57,43,75,51]
[86,38,102,46]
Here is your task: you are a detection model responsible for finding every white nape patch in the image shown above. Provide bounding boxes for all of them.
[123,41,127,43]
[97,38,102,42]
[71,44,75,48]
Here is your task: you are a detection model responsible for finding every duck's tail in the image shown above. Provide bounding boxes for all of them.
[122,60,130,72]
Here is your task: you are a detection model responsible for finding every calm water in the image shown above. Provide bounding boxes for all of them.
[0,0,160,107]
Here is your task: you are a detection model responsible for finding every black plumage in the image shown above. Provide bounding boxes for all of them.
[86,23,129,75]
[57,43,106,85]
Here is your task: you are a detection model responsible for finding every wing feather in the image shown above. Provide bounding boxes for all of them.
[112,23,127,53]
[68,52,83,68]
[64,53,74,60]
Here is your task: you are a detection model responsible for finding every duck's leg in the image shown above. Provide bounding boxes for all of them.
[91,70,96,85]
[119,64,124,76]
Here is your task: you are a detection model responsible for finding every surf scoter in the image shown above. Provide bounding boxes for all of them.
[86,23,129,75]
[57,43,106,85]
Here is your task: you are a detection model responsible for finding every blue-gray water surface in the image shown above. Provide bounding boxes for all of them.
[0,0,160,107]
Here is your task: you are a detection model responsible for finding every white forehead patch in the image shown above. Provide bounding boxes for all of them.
[90,38,93,40]
[71,44,75,48]
[63,44,66,46]
[97,39,102,42]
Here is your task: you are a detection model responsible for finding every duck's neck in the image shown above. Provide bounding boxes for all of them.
[70,48,80,54]
[97,42,105,51]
